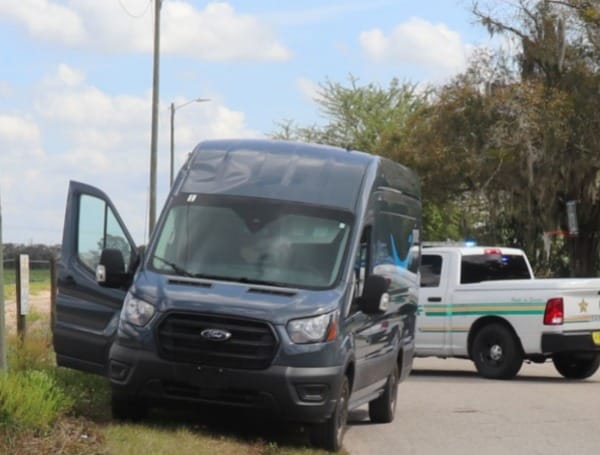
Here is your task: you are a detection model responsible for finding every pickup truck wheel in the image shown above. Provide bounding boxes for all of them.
[111,392,147,422]
[472,324,522,379]
[309,376,349,452]
[552,353,600,379]
[368,363,399,423]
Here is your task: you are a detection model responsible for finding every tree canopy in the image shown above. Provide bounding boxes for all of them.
[272,0,600,276]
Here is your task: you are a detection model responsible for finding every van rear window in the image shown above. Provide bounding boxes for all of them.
[460,254,531,284]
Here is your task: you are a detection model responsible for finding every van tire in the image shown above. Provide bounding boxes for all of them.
[472,323,522,379]
[111,392,147,422]
[552,353,600,379]
[309,376,349,452]
[368,363,399,423]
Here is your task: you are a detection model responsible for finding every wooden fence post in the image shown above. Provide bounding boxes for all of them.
[15,254,28,341]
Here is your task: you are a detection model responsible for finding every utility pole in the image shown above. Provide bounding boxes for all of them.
[148,0,162,236]
[0,191,6,372]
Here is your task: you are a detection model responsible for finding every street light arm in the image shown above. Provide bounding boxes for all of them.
[173,97,211,112]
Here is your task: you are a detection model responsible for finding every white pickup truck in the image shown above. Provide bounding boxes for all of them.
[415,245,600,379]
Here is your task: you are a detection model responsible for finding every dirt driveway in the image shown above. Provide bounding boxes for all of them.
[3,291,52,332]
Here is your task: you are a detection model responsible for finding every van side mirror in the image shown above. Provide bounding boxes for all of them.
[96,248,129,288]
[359,274,391,314]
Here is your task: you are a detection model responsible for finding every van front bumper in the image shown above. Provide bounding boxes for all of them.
[108,343,345,423]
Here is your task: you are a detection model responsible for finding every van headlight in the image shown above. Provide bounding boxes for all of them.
[287,312,338,344]
[122,293,155,327]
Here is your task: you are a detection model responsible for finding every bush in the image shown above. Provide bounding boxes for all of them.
[0,370,73,431]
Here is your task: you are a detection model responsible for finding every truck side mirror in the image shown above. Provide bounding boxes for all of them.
[96,248,128,288]
[359,274,391,314]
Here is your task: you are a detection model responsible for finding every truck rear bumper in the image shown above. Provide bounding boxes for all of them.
[541,331,600,354]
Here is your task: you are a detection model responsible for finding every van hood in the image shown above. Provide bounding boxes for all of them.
[131,271,343,325]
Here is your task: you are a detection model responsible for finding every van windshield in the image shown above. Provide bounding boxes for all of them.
[149,194,353,289]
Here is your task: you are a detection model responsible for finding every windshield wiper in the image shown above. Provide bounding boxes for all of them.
[152,255,194,277]
[190,273,287,288]
[235,277,287,288]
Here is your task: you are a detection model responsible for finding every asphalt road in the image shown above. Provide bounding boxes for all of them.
[344,357,600,455]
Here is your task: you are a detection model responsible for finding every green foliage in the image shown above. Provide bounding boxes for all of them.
[0,370,73,431]
[7,329,54,372]
[272,76,428,155]
[54,368,111,421]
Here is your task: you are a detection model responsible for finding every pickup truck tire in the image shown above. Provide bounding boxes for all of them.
[369,363,399,423]
[472,323,523,379]
[309,376,349,452]
[552,353,600,379]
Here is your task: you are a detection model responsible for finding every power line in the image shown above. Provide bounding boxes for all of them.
[117,0,152,18]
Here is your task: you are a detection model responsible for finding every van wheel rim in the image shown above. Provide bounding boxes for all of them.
[336,386,348,442]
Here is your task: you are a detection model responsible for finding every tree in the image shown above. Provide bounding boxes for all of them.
[466,0,600,275]
[272,76,428,154]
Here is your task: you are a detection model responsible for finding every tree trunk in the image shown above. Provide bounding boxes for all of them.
[572,233,599,277]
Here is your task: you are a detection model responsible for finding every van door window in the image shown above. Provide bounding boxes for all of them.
[374,211,418,273]
[77,194,132,272]
[350,227,371,313]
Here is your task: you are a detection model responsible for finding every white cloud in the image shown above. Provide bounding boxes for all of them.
[162,2,290,61]
[0,0,86,46]
[0,114,43,155]
[360,18,469,75]
[296,77,322,103]
[0,63,262,244]
[0,0,290,61]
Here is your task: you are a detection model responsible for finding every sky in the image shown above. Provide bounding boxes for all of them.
[0,0,496,246]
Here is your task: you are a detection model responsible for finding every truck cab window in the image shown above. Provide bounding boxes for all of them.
[420,254,442,287]
[77,194,131,272]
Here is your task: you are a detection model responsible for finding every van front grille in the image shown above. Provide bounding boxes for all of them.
[156,313,278,370]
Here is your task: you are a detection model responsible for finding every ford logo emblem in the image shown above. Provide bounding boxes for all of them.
[200,328,232,342]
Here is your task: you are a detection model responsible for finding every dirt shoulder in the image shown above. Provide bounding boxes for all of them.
[3,291,52,333]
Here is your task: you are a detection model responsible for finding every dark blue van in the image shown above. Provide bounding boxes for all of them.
[53,139,421,451]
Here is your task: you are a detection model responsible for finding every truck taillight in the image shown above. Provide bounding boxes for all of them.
[544,298,564,325]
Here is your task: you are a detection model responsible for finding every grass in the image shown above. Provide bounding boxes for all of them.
[2,268,51,300]
[0,292,346,455]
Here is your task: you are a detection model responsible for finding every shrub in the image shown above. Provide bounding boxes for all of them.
[0,369,73,431]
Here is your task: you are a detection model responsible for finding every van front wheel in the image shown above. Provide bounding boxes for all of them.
[368,363,399,423]
[472,323,522,379]
[309,376,349,452]
[553,353,600,379]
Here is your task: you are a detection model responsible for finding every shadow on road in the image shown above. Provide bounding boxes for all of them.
[410,367,599,384]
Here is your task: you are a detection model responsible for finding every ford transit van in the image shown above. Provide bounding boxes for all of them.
[53,139,421,451]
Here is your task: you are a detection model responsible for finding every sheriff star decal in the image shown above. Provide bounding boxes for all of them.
[579,299,589,313]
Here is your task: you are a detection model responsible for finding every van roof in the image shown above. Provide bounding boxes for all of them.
[179,139,417,211]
